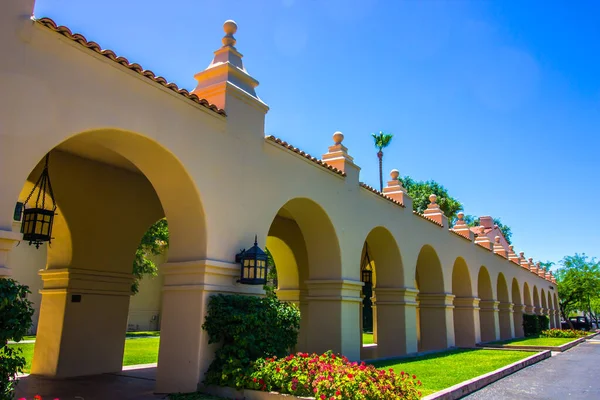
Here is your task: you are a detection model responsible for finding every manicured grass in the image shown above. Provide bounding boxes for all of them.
[169,394,225,400]
[491,336,576,347]
[126,330,160,338]
[362,332,374,345]
[9,337,160,374]
[372,348,535,396]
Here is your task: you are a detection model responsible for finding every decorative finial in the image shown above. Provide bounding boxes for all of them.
[509,245,514,251]
[457,212,464,221]
[222,20,238,47]
[333,131,344,145]
[519,251,525,258]
[254,234,258,246]
[429,194,437,204]
[390,169,399,180]
[495,236,501,243]
[528,257,533,263]
[478,226,485,235]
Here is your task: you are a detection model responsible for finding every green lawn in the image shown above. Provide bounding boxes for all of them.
[491,336,577,347]
[362,333,374,345]
[372,348,535,396]
[9,337,160,374]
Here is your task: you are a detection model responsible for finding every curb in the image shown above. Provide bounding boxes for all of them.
[479,332,598,352]
[421,350,551,400]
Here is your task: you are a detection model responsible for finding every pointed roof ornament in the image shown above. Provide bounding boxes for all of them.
[192,20,267,112]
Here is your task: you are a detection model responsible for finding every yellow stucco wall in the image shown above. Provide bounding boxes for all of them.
[0,1,560,393]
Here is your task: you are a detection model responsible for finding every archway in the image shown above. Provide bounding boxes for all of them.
[359,227,406,358]
[511,278,524,337]
[533,286,541,312]
[523,282,533,313]
[452,257,478,347]
[497,273,512,339]
[8,129,207,393]
[266,197,344,356]
[415,245,451,351]
[478,266,498,342]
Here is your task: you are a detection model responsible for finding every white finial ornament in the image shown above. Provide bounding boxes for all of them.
[222,20,238,47]
[390,169,399,180]
[333,131,344,145]
[429,194,437,204]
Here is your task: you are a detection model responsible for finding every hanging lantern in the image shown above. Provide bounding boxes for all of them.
[361,243,373,284]
[21,154,57,249]
[236,235,268,285]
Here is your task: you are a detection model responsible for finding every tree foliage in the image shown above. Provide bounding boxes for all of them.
[0,279,35,399]
[464,215,513,245]
[132,218,169,294]
[372,131,394,192]
[554,253,600,328]
[399,176,463,221]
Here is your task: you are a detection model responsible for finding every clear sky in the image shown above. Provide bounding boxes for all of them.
[34,0,600,267]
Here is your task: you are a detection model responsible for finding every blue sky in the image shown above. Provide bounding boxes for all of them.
[34,0,600,266]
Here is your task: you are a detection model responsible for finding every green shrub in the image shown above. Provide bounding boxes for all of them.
[247,351,421,399]
[0,279,34,400]
[541,329,590,338]
[538,315,550,332]
[201,294,300,389]
[522,314,539,337]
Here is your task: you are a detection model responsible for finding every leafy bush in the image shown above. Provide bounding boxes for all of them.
[202,294,300,388]
[522,314,539,337]
[0,279,34,400]
[538,315,550,332]
[247,351,422,400]
[541,329,590,338]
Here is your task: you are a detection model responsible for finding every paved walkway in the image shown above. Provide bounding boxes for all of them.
[465,338,600,399]
[14,365,165,400]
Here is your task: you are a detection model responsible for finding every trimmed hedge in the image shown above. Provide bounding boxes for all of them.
[201,294,300,388]
[523,314,550,336]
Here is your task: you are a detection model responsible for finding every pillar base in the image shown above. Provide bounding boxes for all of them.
[375,287,418,357]
[418,293,455,351]
[453,297,481,347]
[479,300,500,342]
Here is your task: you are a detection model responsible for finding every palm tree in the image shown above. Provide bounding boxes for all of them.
[371,131,393,191]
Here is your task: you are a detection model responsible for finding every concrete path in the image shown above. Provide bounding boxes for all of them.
[465,338,600,399]
[14,365,165,400]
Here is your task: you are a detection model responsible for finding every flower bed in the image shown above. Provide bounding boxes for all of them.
[245,351,421,400]
[540,329,591,338]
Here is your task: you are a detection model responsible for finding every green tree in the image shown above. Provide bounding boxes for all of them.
[464,215,513,245]
[263,248,278,298]
[132,218,169,294]
[399,176,463,221]
[371,131,393,192]
[554,253,600,328]
[0,279,35,399]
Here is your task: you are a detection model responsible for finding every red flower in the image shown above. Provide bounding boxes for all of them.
[34,396,42,400]
[347,373,354,379]
[412,375,416,379]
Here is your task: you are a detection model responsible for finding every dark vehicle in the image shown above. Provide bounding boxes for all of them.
[561,316,592,331]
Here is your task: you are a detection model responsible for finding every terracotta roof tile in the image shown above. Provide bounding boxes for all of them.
[358,183,405,208]
[35,17,226,117]
[265,136,346,177]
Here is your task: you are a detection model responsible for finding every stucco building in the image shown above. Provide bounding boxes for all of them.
[0,1,559,394]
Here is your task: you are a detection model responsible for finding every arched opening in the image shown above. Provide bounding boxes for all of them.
[415,245,450,351]
[266,197,344,355]
[533,286,541,312]
[497,273,512,340]
[452,257,477,347]
[547,291,554,328]
[523,282,532,311]
[7,129,206,392]
[512,278,524,337]
[359,227,406,358]
[478,266,498,342]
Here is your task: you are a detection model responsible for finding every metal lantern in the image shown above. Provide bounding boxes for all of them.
[361,244,373,284]
[236,235,269,285]
[21,154,57,249]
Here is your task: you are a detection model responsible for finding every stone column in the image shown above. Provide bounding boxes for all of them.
[32,268,133,377]
[453,297,481,347]
[513,304,525,337]
[375,288,418,357]
[479,300,500,342]
[418,293,455,351]
[0,229,21,277]
[305,279,362,361]
[524,305,535,315]
[155,259,263,393]
[498,302,515,339]
[554,310,561,329]
[277,289,309,352]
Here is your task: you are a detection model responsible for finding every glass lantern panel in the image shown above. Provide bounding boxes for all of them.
[244,259,249,267]
[35,222,42,235]
[44,214,51,222]
[244,267,249,278]
[249,268,254,279]
[249,259,255,267]
[42,222,50,235]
